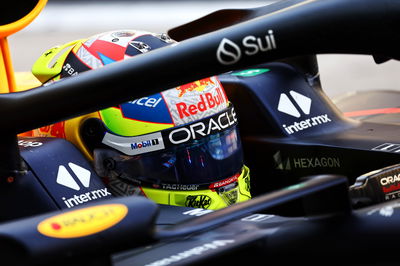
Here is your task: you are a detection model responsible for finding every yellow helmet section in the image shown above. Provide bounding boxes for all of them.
[99,107,174,137]
[32,39,86,83]
[142,166,251,210]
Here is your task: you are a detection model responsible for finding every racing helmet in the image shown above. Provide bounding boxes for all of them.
[31,29,251,209]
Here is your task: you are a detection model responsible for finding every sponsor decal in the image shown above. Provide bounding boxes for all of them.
[103,106,237,154]
[231,68,270,77]
[102,132,165,156]
[385,191,400,201]
[273,151,292,170]
[161,184,200,191]
[57,163,91,191]
[372,143,400,153]
[273,151,341,170]
[379,174,400,200]
[56,162,112,208]
[185,195,212,209]
[119,93,172,124]
[282,114,331,134]
[145,240,235,266]
[63,63,79,76]
[168,106,237,145]
[131,138,160,150]
[62,189,112,209]
[277,90,331,134]
[216,30,277,65]
[278,90,311,118]
[380,174,400,186]
[37,204,128,238]
[162,76,228,125]
[292,157,340,168]
[209,173,239,190]
[18,140,43,148]
[62,63,79,76]
[175,86,226,119]
[128,96,163,108]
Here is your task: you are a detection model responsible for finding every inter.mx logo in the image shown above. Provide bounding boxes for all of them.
[277,90,331,135]
[57,162,111,208]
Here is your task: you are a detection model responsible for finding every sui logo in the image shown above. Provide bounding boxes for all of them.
[216,38,242,65]
[216,30,277,65]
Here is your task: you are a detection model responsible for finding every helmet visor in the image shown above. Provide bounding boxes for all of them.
[94,106,244,189]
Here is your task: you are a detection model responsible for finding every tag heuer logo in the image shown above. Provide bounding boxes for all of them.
[56,162,91,191]
[277,90,311,118]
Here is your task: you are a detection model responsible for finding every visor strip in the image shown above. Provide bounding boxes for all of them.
[102,105,238,156]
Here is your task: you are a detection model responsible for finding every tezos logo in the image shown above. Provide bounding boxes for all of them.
[216,30,277,65]
[277,90,331,135]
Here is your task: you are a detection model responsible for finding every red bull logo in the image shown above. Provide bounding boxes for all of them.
[176,86,227,119]
[176,77,216,97]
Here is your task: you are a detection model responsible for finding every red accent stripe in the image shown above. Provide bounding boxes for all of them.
[344,107,400,117]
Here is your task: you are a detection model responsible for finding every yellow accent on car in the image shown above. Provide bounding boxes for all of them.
[0,0,48,93]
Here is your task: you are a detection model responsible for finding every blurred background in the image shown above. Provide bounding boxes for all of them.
[8,0,400,98]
